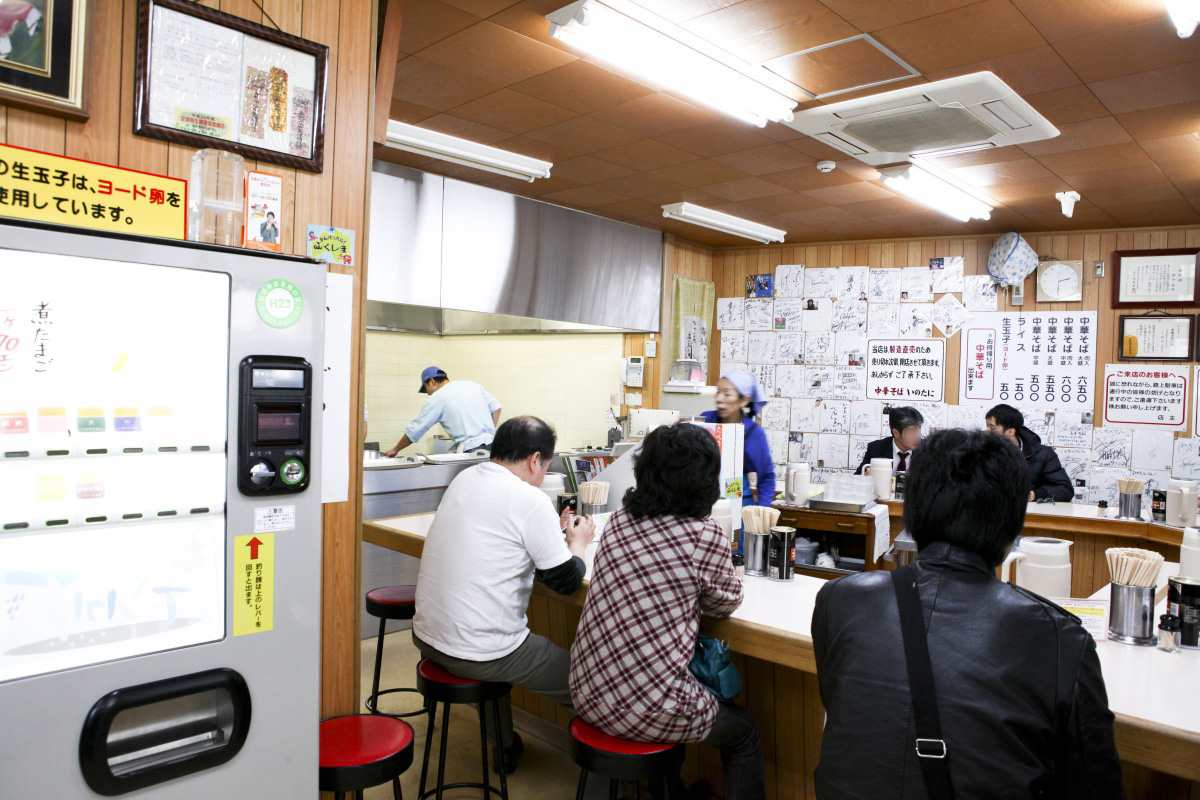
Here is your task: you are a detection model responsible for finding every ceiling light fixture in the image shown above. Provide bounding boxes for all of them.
[1056,191,1080,217]
[877,161,994,222]
[1166,0,1199,37]
[545,0,803,127]
[660,202,786,243]
[384,120,553,182]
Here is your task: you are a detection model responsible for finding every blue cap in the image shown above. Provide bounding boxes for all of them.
[418,366,447,393]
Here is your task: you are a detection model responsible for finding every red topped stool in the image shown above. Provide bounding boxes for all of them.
[365,585,425,717]
[568,717,684,800]
[415,658,511,800]
[319,714,414,800]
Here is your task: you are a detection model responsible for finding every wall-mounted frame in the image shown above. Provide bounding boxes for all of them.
[1112,248,1200,309]
[134,0,327,172]
[1118,314,1195,362]
[0,0,91,120]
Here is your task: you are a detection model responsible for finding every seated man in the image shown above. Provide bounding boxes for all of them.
[413,416,594,773]
[813,429,1123,798]
[986,403,1074,502]
[854,405,923,475]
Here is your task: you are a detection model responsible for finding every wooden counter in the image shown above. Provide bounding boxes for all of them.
[365,514,1200,799]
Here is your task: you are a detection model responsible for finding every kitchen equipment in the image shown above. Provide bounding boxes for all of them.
[1165,479,1198,527]
[1167,575,1200,648]
[862,458,893,500]
[1180,527,1200,579]
[785,462,810,505]
[794,538,819,565]
[768,526,797,582]
[711,499,735,547]
[670,359,703,382]
[540,473,567,507]
[1001,537,1072,599]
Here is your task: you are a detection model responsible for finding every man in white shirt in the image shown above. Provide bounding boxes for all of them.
[385,366,501,456]
[413,416,595,774]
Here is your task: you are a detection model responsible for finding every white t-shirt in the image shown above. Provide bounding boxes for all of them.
[414,462,571,661]
[405,380,500,451]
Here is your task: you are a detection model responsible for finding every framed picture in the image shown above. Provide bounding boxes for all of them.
[134,0,328,172]
[1118,314,1195,362]
[1112,248,1200,308]
[0,0,91,120]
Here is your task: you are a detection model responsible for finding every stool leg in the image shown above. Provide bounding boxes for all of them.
[369,616,387,713]
[356,792,364,800]
[609,778,619,800]
[393,776,403,800]
[418,700,437,798]
[477,704,491,798]
[575,770,588,800]
[491,699,509,800]
[435,702,451,800]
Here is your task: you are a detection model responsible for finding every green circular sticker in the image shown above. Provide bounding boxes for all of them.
[256,279,304,328]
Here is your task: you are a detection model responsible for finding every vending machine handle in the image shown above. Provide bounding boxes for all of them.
[79,668,252,796]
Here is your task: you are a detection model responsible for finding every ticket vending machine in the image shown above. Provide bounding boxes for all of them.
[0,220,325,798]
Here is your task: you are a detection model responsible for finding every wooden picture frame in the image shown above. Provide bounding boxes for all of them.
[1118,314,1195,362]
[1112,248,1200,309]
[0,0,91,120]
[133,0,327,172]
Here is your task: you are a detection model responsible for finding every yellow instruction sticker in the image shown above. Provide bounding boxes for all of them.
[234,533,274,636]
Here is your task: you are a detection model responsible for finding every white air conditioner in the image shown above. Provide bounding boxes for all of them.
[784,72,1058,166]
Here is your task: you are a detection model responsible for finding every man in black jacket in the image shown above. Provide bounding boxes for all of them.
[986,404,1074,502]
[813,429,1123,799]
[853,405,923,476]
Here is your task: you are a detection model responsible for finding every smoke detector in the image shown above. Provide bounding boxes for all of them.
[784,72,1058,166]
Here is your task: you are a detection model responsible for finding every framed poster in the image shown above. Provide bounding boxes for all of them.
[134,0,327,172]
[1112,248,1200,308]
[1118,315,1194,362]
[1102,365,1189,431]
[0,0,90,120]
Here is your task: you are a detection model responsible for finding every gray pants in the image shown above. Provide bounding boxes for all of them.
[412,631,574,747]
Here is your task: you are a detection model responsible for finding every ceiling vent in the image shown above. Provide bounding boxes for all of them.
[783,72,1058,166]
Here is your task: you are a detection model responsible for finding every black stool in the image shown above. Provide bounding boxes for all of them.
[365,585,425,717]
[568,716,684,800]
[415,658,511,800]
[319,714,414,800]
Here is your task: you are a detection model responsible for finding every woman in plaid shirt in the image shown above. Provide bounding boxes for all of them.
[570,423,766,800]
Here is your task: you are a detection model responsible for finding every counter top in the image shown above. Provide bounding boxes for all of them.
[364,511,1200,767]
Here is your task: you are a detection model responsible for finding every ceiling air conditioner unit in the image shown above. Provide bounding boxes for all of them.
[783,72,1058,166]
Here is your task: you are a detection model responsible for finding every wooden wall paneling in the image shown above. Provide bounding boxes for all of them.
[742,656,776,800]
[773,664,806,800]
[6,108,65,153]
[374,0,405,145]
[802,671,824,800]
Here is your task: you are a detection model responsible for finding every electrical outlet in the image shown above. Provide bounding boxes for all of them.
[1012,278,1024,306]
[1093,260,1105,278]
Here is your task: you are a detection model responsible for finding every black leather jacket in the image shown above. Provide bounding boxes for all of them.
[812,542,1124,799]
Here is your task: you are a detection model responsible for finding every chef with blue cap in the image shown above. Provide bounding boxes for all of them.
[384,366,502,457]
[700,370,776,507]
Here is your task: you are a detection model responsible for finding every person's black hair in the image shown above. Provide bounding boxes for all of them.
[986,403,1024,433]
[624,422,721,520]
[266,211,275,218]
[888,406,924,436]
[904,428,1030,568]
[491,416,556,465]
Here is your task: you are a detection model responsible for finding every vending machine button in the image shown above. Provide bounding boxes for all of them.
[280,459,306,486]
[249,461,276,486]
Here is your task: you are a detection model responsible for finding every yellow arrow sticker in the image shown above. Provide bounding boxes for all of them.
[233,533,274,636]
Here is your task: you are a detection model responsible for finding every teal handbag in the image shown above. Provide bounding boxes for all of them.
[688,635,742,702]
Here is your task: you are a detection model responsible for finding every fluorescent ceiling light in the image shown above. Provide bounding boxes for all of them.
[661,202,786,243]
[1166,0,1199,37]
[546,0,803,127]
[878,161,994,222]
[384,120,552,182]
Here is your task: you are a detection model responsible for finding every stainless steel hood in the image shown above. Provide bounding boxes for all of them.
[368,161,663,334]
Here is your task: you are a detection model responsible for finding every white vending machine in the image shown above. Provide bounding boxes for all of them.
[0,220,326,797]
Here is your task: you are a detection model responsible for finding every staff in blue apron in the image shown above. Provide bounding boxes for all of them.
[700,370,776,507]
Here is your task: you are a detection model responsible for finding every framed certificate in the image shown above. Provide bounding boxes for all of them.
[1118,314,1194,362]
[134,0,327,172]
[1112,248,1200,308]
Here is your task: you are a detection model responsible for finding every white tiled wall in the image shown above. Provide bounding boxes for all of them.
[365,331,624,454]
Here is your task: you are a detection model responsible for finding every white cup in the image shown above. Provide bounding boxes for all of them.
[862,458,893,499]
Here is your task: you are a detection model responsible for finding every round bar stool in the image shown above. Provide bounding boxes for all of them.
[365,585,425,717]
[415,658,512,800]
[568,717,684,800]
[319,714,414,800]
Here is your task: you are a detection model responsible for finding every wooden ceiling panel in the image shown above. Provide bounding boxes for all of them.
[1105,199,1200,226]
[814,0,979,33]
[1088,61,1200,115]
[392,57,502,110]
[765,37,913,97]
[524,116,643,153]
[1052,19,1200,83]
[548,155,637,184]
[947,157,1059,187]
[590,172,689,199]
[764,163,867,193]
[491,134,582,163]
[441,0,523,16]
[871,0,1048,75]
[590,94,722,138]
[417,21,576,86]
[657,121,779,158]
[507,61,654,115]
[1086,182,1186,208]
[1007,0,1164,44]
[1023,85,1111,126]
[1035,142,1156,177]
[449,89,579,134]
[591,139,700,171]
[703,176,795,201]
[922,45,1081,97]
[1114,101,1200,141]
[712,143,816,175]
[679,0,861,63]
[647,159,750,188]
[396,0,481,56]
[801,181,896,205]
[540,184,633,207]
[627,0,745,24]
[415,112,518,144]
[1059,163,1171,192]
[1139,134,1200,170]
[1018,116,1133,157]
[388,98,439,124]
[741,191,831,214]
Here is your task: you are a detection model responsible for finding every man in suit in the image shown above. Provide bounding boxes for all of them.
[854,406,924,476]
[986,404,1074,502]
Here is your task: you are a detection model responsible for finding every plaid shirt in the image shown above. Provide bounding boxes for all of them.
[569,509,743,743]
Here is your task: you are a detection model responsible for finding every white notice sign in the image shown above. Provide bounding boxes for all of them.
[959,312,1096,411]
[866,339,946,402]
[1102,365,1189,430]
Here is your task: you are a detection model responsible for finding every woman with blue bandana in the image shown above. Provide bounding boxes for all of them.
[700,371,776,507]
